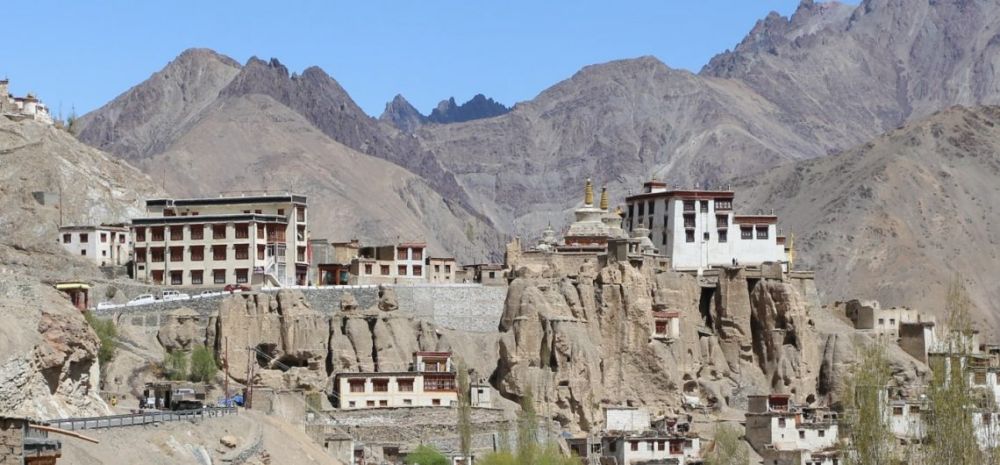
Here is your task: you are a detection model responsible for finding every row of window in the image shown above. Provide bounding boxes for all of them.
[608,439,689,454]
[135,224,288,242]
[630,198,733,219]
[346,377,456,393]
[679,226,768,243]
[362,263,424,277]
[346,399,444,407]
[396,248,424,261]
[136,244,307,263]
[62,232,127,244]
[161,206,305,221]
[149,269,248,285]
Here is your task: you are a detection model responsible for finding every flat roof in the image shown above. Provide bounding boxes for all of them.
[58,224,129,232]
[626,189,734,202]
[131,214,287,225]
[146,194,306,208]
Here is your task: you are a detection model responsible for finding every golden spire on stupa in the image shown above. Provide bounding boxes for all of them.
[584,178,594,206]
[599,186,609,210]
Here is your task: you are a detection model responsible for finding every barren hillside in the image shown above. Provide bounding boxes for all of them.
[737,105,1000,333]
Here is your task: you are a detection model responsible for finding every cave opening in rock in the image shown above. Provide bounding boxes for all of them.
[699,287,715,328]
[255,343,278,368]
[746,278,760,295]
[274,354,310,372]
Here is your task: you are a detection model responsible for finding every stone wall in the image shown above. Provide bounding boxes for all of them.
[95,285,507,333]
[0,418,24,465]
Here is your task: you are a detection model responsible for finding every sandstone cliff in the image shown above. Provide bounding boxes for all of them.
[494,258,926,432]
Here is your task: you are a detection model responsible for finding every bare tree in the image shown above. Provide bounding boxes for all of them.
[839,340,894,465]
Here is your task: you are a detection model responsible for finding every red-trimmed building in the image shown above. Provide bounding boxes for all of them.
[623,180,789,272]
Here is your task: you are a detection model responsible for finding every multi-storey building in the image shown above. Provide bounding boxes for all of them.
[130,194,309,287]
[745,394,840,465]
[568,407,702,465]
[426,257,458,283]
[334,352,458,409]
[623,180,788,272]
[351,242,427,285]
[58,224,131,266]
[312,239,361,285]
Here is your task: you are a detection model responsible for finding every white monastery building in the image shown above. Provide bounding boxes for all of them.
[623,180,789,272]
[58,224,131,266]
[745,394,840,465]
[130,193,309,287]
[334,352,458,409]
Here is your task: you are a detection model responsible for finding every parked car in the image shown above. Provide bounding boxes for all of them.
[96,301,117,310]
[161,290,191,301]
[126,294,157,306]
[224,284,251,293]
[192,290,217,299]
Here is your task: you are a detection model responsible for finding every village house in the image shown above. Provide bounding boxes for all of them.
[426,257,458,283]
[461,263,507,286]
[842,300,933,341]
[745,394,840,465]
[567,407,703,465]
[0,79,53,125]
[311,239,361,285]
[130,193,309,287]
[334,352,458,409]
[623,179,789,273]
[58,224,131,266]
[351,242,427,285]
[1,416,62,465]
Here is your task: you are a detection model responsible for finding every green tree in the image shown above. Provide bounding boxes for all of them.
[705,423,749,465]
[164,350,188,381]
[189,345,218,382]
[84,312,118,367]
[839,341,894,465]
[517,389,539,465]
[456,360,473,459]
[404,445,448,465]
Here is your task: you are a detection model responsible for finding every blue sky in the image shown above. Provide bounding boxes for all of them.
[1,1,821,117]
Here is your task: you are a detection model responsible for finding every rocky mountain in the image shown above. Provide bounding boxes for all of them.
[737,105,1000,334]
[0,117,163,417]
[427,94,510,124]
[379,94,427,133]
[76,54,501,261]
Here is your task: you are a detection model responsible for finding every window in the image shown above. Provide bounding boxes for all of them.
[403,399,412,406]
[432,399,441,406]
[741,227,753,240]
[398,379,414,392]
[683,215,696,228]
[191,270,203,285]
[190,246,204,261]
[297,246,305,262]
[910,405,920,414]
[657,441,665,451]
[170,271,182,285]
[151,227,163,241]
[235,244,249,260]
[62,233,71,243]
[379,400,388,407]
[136,229,147,242]
[670,441,682,454]
[380,265,389,276]
[349,380,365,393]
[700,200,708,213]
[363,264,373,275]
[170,226,183,240]
[81,250,87,256]
[413,265,422,276]
[213,224,226,239]
[975,371,987,385]
[717,214,728,227]
[818,429,826,437]
[213,245,226,261]
[235,269,248,284]
[373,379,389,392]
[277,208,285,216]
[151,270,164,284]
[627,204,634,220]
[444,265,451,273]
[718,230,728,243]
[257,245,265,260]
[100,233,108,243]
[397,248,407,260]
[434,265,441,273]
[637,202,645,216]
[683,200,695,212]
[119,234,126,243]
[647,200,655,215]
[703,232,710,241]
[367,400,375,407]
[778,418,786,427]
[135,249,146,262]
[630,441,638,452]
[80,233,89,243]
[489,271,496,279]
[889,318,896,325]
[151,247,164,262]
[398,265,407,276]
[878,318,885,326]
[296,206,305,222]
[412,248,422,260]
[609,442,617,453]
[756,227,768,240]
[213,269,226,284]
[254,209,262,214]
[715,199,732,210]
[685,230,695,243]
[798,431,805,439]
[190,226,204,240]
[169,246,183,262]
[655,320,668,335]
[102,250,107,257]
[257,224,265,239]
[893,406,903,416]
[661,231,667,245]
[235,224,249,239]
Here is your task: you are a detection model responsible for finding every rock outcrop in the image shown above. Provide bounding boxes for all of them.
[494,258,918,432]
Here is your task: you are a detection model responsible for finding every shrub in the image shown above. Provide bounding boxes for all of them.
[189,345,218,383]
[84,312,117,367]
[164,350,188,381]
[404,445,448,465]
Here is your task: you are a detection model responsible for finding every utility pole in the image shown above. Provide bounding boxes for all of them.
[223,337,229,406]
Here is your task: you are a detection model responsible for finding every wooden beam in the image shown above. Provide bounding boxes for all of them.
[30,425,100,444]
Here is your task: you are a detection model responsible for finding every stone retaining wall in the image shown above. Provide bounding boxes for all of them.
[95,285,507,333]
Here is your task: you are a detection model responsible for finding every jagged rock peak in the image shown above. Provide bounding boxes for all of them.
[427,93,510,124]
[173,47,242,69]
[380,94,427,132]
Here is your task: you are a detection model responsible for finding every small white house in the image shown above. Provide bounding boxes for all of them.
[58,224,131,266]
